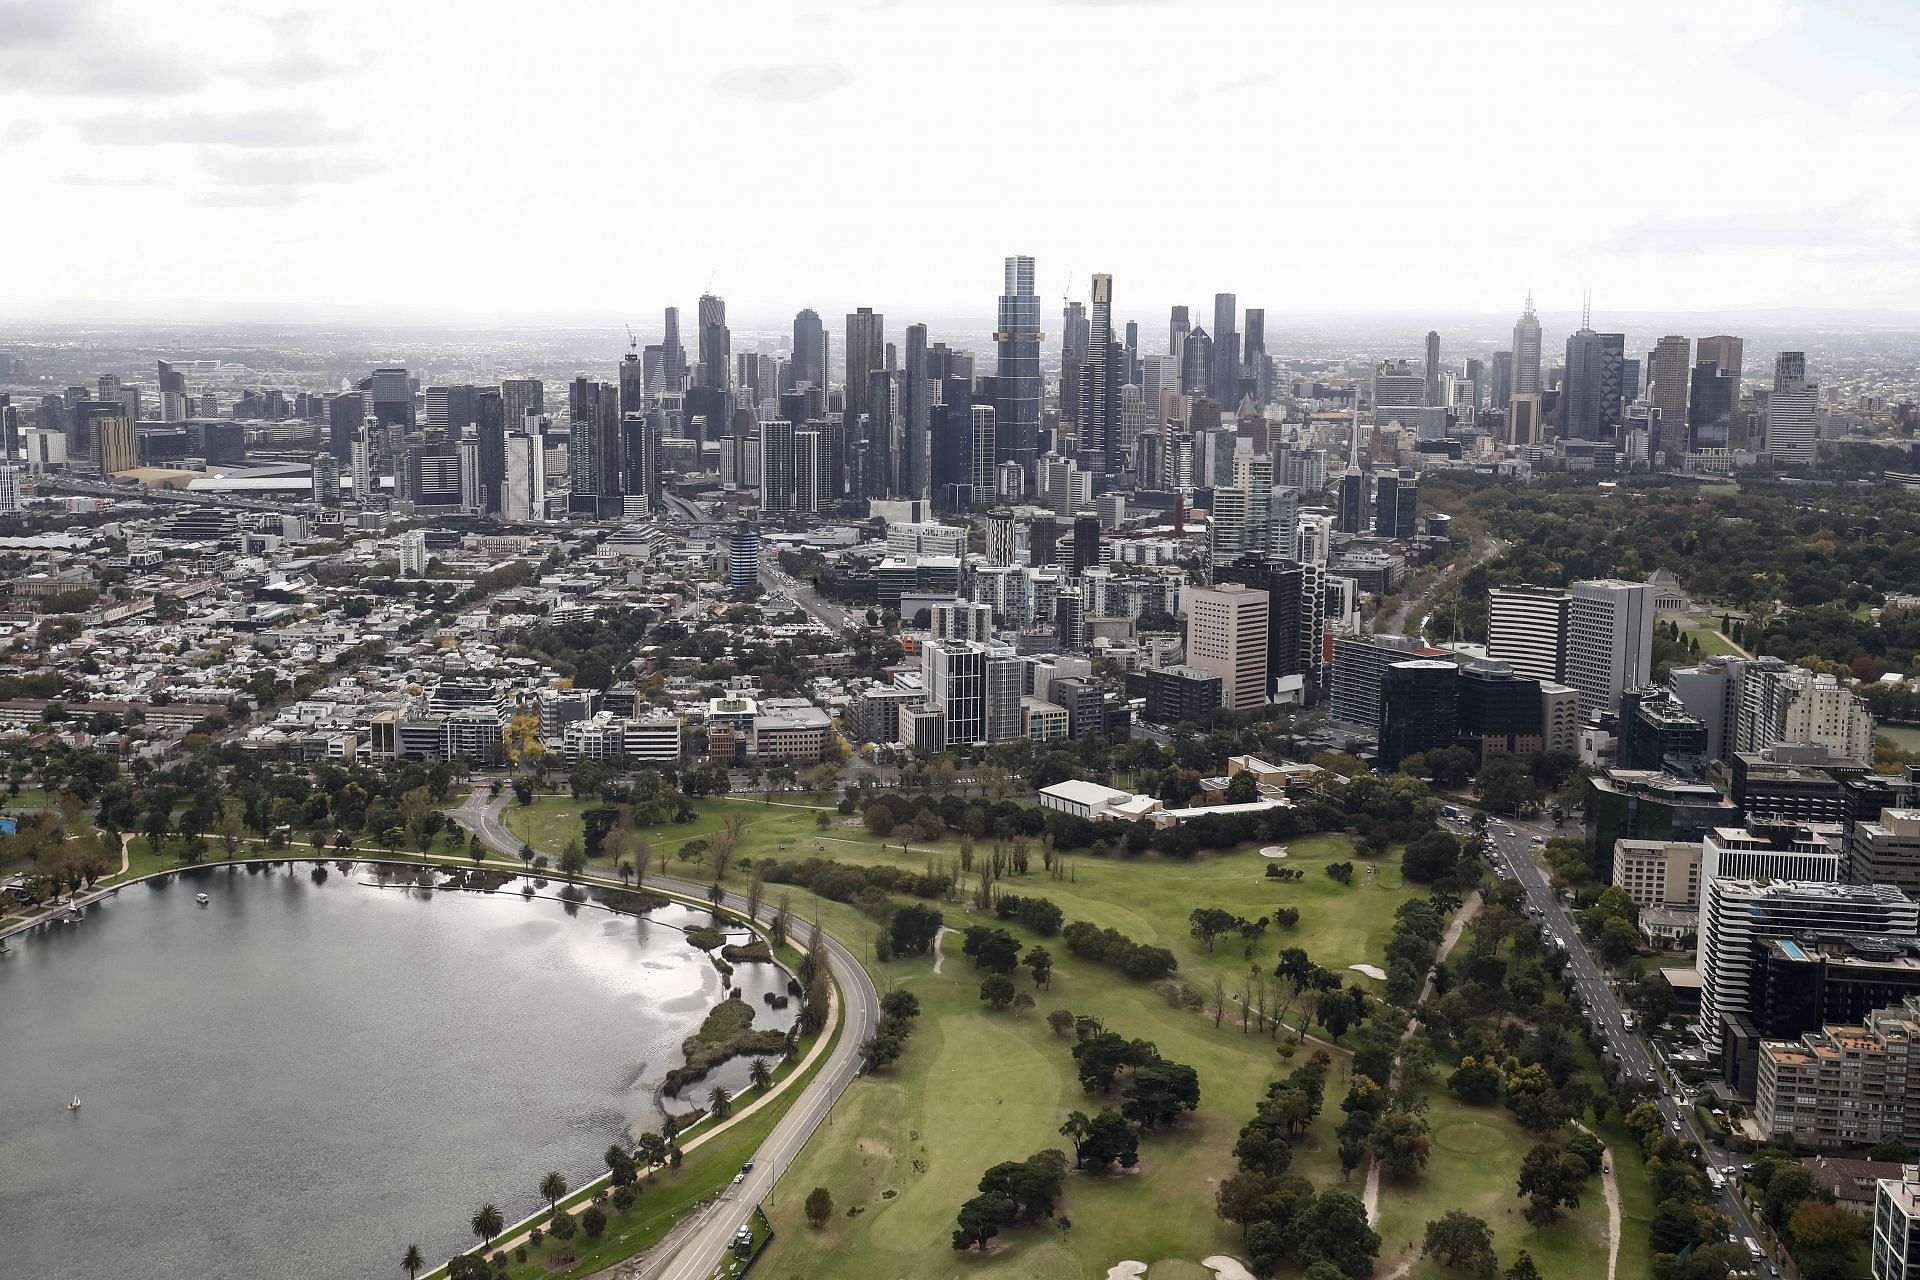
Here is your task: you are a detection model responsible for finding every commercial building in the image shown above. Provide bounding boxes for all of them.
[1732,747,1861,825]
[1854,811,1920,895]
[1377,659,1459,770]
[1612,839,1703,941]
[751,698,834,762]
[1185,581,1269,713]
[1586,768,1741,874]
[1487,585,1570,683]
[1329,633,1442,732]
[1566,579,1654,716]
[1144,664,1223,726]
[1757,1001,1920,1149]
[1457,660,1546,761]
[1617,687,1710,775]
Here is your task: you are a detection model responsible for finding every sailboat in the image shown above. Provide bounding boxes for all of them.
[67,1095,81,1111]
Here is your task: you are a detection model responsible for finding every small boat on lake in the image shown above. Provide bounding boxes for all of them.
[68,1096,81,1111]
[196,894,210,905]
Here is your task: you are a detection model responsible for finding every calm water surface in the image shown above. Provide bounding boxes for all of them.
[0,863,791,1279]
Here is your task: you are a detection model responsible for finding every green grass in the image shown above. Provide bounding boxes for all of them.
[493,794,599,857]
[0,788,58,811]
[1878,725,1920,754]
[1678,622,1747,660]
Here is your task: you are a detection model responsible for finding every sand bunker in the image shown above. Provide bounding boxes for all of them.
[1105,1264,1148,1280]
[1348,963,1388,981]
[1259,845,1289,859]
[1203,1257,1257,1280]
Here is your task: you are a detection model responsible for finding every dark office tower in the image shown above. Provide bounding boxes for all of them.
[1217,555,1306,698]
[1490,351,1514,410]
[1169,306,1190,357]
[1378,660,1460,770]
[1244,308,1266,368]
[1211,293,1239,404]
[157,360,187,397]
[1124,320,1140,384]
[683,386,727,447]
[473,390,506,513]
[1059,299,1089,435]
[1072,511,1102,574]
[1374,469,1418,539]
[792,308,826,390]
[1029,513,1058,566]
[1424,330,1442,405]
[694,295,729,391]
[370,367,413,427]
[1511,293,1542,396]
[501,377,543,429]
[844,306,885,428]
[1181,327,1213,394]
[903,323,930,501]
[993,255,1042,478]
[658,307,688,393]
[1562,327,1626,441]
[1336,466,1366,533]
[760,418,797,514]
[621,412,661,505]
[865,368,895,498]
[1686,360,1735,451]
[1463,358,1485,412]
[326,392,364,461]
[619,342,645,417]
[1773,350,1806,392]
[1078,273,1123,475]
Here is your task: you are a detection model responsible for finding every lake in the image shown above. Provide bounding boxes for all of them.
[0,862,793,1279]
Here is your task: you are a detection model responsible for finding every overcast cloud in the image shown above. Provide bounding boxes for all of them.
[3,0,1920,322]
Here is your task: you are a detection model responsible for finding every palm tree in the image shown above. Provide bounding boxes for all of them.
[709,1084,733,1119]
[471,1203,503,1250]
[539,1171,567,1216]
[749,1057,774,1092]
[401,1243,424,1279]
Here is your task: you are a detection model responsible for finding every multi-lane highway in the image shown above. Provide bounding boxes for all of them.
[454,788,878,1280]
[756,548,855,633]
[1470,809,1780,1273]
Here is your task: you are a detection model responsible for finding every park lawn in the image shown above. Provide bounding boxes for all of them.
[0,788,58,811]
[1678,621,1747,660]
[1878,725,1920,754]
[493,794,601,858]
[757,907,1363,1280]
[1375,1089,1611,1280]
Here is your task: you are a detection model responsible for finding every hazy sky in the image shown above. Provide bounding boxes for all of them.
[5,0,1920,324]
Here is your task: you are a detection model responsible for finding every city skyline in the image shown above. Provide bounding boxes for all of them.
[5,0,1920,320]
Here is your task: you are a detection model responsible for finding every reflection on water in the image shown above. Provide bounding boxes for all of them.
[0,862,792,1280]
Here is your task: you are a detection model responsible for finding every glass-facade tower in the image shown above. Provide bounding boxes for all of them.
[994,255,1041,479]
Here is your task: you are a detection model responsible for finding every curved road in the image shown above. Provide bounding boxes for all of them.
[454,788,878,1280]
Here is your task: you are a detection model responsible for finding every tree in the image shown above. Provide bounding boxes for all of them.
[804,1185,834,1228]
[1122,1059,1202,1129]
[1763,1161,1816,1229]
[1216,1170,1272,1233]
[951,1191,1014,1251]
[1448,1055,1503,1105]
[540,1171,567,1216]
[1516,1141,1590,1225]
[1190,906,1240,952]
[1422,1210,1498,1277]
[401,1244,424,1279]
[1790,1197,1864,1258]
[1402,831,1462,884]
[980,973,1018,1010]
[1371,1109,1432,1180]
[1294,1187,1381,1277]
[709,1084,733,1119]
[1023,944,1053,988]
[1047,1008,1075,1038]
[582,1205,607,1239]
[749,1057,775,1092]
[471,1203,503,1250]
[559,842,587,880]
[962,925,1023,973]
[1080,1107,1140,1173]
[1505,1252,1543,1280]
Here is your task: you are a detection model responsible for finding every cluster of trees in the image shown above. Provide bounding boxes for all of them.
[1188,906,1273,953]
[880,902,943,960]
[1061,1015,1202,1128]
[960,924,1051,1013]
[1061,920,1179,982]
[991,892,1064,936]
[858,989,925,1071]
[756,855,952,910]
[1740,1156,1865,1280]
[1576,886,1643,965]
[1618,1103,1755,1280]
[0,809,118,904]
[950,1149,1070,1252]
[1515,1132,1603,1225]
[1382,896,1449,1007]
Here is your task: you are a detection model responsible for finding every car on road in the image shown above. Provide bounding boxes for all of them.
[732,1172,745,1185]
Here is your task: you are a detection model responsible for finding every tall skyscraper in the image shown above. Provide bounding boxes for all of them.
[1766,351,1818,463]
[903,323,930,500]
[1487,585,1571,683]
[1490,351,1514,410]
[1180,328,1213,395]
[1566,579,1654,716]
[619,342,645,418]
[1424,330,1442,406]
[993,255,1041,479]
[1562,327,1626,441]
[474,389,506,513]
[697,295,729,391]
[1687,360,1736,451]
[761,419,797,514]
[1511,293,1542,395]
[1647,335,1691,455]
[370,367,413,427]
[1168,305,1189,357]
[1078,273,1123,475]
[1698,335,1744,386]
[1211,292,1239,404]
[660,308,688,393]
[501,377,544,429]
[792,309,826,390]
[1186,581,1269,712]
[1059,300,1088,434]
[844,306,885,427]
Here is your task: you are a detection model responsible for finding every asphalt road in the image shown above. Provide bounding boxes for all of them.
[757,548,854,634]
[1469,810,1780,1272]
[454,788,879,1280]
